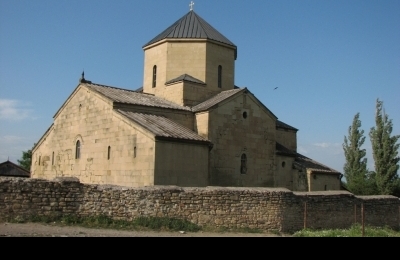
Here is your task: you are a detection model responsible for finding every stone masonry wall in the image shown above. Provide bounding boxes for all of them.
[0,177,399,233]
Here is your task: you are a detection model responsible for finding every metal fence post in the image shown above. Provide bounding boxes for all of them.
[362,203,365,237]
[354,204,357,224]
[304,202,307,229]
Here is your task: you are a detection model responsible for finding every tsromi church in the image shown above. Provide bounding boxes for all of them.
[31,9,342,191]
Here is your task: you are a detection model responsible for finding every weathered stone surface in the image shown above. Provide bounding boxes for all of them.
[0,177,399,232]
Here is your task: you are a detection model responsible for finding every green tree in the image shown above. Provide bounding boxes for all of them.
[369,99,400,195]
[17,147,33,171]
[343,113,375,195]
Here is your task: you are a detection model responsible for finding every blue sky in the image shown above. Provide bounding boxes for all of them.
[1,0,399,175]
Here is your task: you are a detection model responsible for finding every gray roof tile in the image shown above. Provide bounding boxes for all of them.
[143,11,237,58]
[166,74,206,85]
[0,160,30,178]
[276,142,297,156]
[116,110,210,144]
[85,83,191,111]
[192,88,243,112]
[276,142,340,174]
[276,120,298,131]
[294,153,341,174]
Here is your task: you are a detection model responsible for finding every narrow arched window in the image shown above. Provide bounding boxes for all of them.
[107,146,111,160]
[152,65,157,88]
[240,153,247,174]
[134,146,137,158]
[75,140,81,159]
[218,65,222,88]
[52,152,54,165]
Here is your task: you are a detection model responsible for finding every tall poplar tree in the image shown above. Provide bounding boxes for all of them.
[369,99,400,195]
[343,113,374,194]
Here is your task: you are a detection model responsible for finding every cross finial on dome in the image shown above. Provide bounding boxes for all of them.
[189,1,194,11]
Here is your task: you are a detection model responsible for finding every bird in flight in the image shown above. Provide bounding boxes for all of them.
[274,87,278,90]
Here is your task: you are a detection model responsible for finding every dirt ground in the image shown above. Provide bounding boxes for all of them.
[0,222,290,237]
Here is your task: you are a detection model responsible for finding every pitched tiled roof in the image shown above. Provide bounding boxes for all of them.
[276,120,298,131]
[116,110,210,144]
[85,83,191,111]
[0,160,30,178]
[143,11,237,58]
[276,142,297,156]
[166,74,206,85]
[192,88,243,112]
[294,153,341,174]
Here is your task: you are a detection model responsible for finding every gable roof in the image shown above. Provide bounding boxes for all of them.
[276,142,297,157]
[192,88,278,120]
[166,74,206,85]
[294,153,341,174]
[276,120,298,131]
[143,11,237,59]
[0,160,30,178]
[85,82,192,111]
[276,142,340,174]
[116,110,210,145]
[192,88,244,112]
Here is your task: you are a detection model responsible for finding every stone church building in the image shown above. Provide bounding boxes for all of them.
[31,10,342,191]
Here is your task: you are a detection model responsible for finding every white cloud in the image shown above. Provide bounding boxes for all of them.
[313,142,341,149]
[0,99,33,121]
[0,135,24,144]
[313,142,343,156]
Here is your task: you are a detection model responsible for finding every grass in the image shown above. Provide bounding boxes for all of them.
[3,214,269,234]
[8,215,398,236]
[201,225,265,234]
[132,216,201,232]
[6,214,202,232]
[293,224,400,237]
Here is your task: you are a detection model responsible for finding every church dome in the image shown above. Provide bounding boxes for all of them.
[143,11,237,58]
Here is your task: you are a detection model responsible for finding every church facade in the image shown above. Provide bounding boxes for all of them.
[31,10,342,191]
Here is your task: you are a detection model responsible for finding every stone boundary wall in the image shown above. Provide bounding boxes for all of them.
[0,177,399,232]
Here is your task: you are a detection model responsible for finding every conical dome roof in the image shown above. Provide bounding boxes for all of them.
[143,11,237,58]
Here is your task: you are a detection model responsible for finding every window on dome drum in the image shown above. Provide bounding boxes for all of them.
[240,153,247,174]
[108,146,111,160]
[39,156,41,166]
[152,65,157,88]
[75,140,81,159]
[218,65,222,88]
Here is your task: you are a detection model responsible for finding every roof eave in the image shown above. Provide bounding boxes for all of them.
[165,80,206,87]
[155,136,212,147]
[192,88,246,113]
[276,151,297,157]
[143,38,237,60]
[308,169,342,175]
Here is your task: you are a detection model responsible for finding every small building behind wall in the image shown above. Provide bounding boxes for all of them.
[294,154,343,191]
[0,160,31,178]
